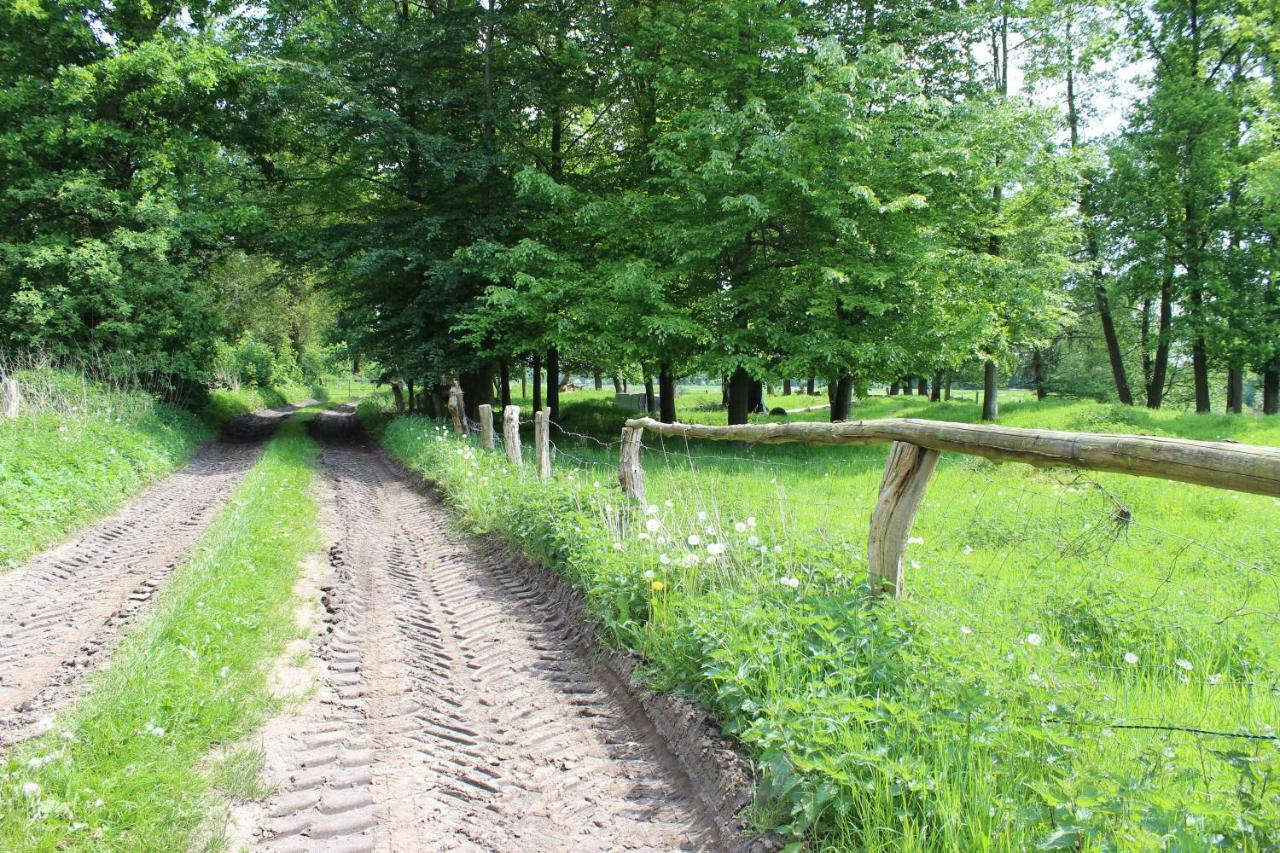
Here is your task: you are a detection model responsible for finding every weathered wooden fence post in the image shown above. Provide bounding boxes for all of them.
[618,426,646,503]
[449,386,465,435]
[867,441,940,598]
[534,409,551,478]
[478,403,495,450]
[503,405,523,466]
[0,377,19,420]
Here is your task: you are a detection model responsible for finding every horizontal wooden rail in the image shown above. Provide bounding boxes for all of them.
[624,416,1280,497]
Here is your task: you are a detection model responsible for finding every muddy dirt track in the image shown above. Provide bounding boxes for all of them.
[0,403,303,745]
[239,409,726,852]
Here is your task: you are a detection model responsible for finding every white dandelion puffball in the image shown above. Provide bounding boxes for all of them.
[746,516,757,528]
[687,534,701,546]
[734,522,747,533]
[707,542,726,556]
[646,519,661,532]
[1025,633,1043,647]
[21,782,40,799]
[1123,652,1139,665]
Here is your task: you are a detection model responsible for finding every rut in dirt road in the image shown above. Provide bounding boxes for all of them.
[247,419,725,852]
[0,404,302,745]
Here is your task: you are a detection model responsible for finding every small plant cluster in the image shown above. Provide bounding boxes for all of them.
[378,414,1280,851]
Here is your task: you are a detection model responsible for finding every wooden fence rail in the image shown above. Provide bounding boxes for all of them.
[620,416,1280,598]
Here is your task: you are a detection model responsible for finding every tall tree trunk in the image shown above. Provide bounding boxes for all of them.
[459,367,493,423]
[1032,350,1047,400]
[593,368,603,390]
[1226,367,1243,414]
[546,346,560,423]
[1264,364,1279,415]
[407,379,415,412]
[612,375,622,394]
[1147,263,1173,408]
[391,380,405,412]
[658,365,677,423]
[806,375,815,396]
[944,375,952,401]
[499,360,512,408]
[643,374,656,414]
[982,360,998,421]
[782,378,792,396]
[720,376,729,408]
[1192,337,1211,413]
[888,381,900,396]
[727,367,750,425]
[830,375,854,422]
[916,376,928,396]
[930,371,942,402]
[748,379,764,413]
[532,353,542,412]
[1093,271,1132,405]
[902,376,913,396]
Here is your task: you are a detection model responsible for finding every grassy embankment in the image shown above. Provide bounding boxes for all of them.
[370,388,1280,851]
[0,419,319,850]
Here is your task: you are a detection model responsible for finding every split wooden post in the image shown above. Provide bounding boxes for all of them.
[618,426,646,503]
[448,386,466,435]
[0,377,19,420]
[534,409,551,478]
[478,403,495,450]
[867,441,940,598]
[503,405,523,466]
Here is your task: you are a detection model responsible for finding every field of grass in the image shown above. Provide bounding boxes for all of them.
[0,419,319,850]
[0,369,215,571]
[376,390,1280,851]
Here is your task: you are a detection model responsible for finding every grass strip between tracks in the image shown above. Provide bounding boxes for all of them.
[0,418,319,851]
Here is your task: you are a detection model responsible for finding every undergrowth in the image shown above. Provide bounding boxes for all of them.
[0,419,319,850]
[374,396,1280,852]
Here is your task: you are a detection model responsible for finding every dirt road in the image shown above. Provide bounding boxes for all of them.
[241,411,725,851]
[0,404,301,744]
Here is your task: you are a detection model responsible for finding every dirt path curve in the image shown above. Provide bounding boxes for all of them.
[0,403,305,744]
[244,417,724,852]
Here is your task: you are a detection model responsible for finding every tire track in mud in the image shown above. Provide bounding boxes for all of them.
[245,422,723,852]
[0,404,302,745]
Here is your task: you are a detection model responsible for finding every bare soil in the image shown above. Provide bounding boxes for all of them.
[235,413,733,852]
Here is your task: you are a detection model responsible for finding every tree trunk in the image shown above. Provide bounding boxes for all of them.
[428,382,449,419]
[391,380,405,412]
[944,375,952,401]
[546,346,559,423]
[658,365,677,423]
[499,360,512,408]
[902,376,913,396]
[593,368,603,390]
[1227,367,1243,414]
[721,376,729,408]
[612,375,622,394]
[407,379,415,412]
[916,376,928,396]
[1032,349,1047,400]
[1094,278,1132,405]
[806,375,815,396]
[1264,366,1279,415]
[1192,339,1211,413]
[459,367,493,423]
[982,360,998,421]
[889,382,900,396]
[830,375,854,422]
[1147,266,1173,408]
[532,353,542,412]
[782,379,792,396]
[748,379,764,413]
[643,374,656,414]
[930,371,942,402]
[727,367,750,425]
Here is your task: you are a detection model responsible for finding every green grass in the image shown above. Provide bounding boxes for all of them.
[0,419,319,851]
[377,392,1280,851]
[0,369,215,571]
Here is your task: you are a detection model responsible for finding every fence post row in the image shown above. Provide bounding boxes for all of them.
[619,426,646,504]
[0,377,19,420]
[504,405,523,466]
[535,409,551,478]
[478,403,495,450]
[448,387,466,435]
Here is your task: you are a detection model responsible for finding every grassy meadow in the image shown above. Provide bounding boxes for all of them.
[374,386,1280,851]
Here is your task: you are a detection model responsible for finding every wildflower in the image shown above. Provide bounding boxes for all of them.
[612,542,623,550]
[643,569,655,579]
[908,536,924,545]
[961,626,972,635]
[637,532,650,541]
[659,555,671,565]
[747,535,759,547]
[651,581,666,592]
[687,534,701,546]
[779,576,800,589]
[1025,633,1043,647]
[910,560,921,569]
[1175,658,1193,671]
[962,546,973,555]
[773,545,782,553]
[1207,673,1223,685]
[60,731,75,742]
[664,499,673,508]
[1123,652,1139,665]
[707,542,726,556]
[682,553,699,567]
[697,511,708,521]
[746,516,757,528]
[21,782,40,799]
[645,519,661,533]
[645,504,659,516]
